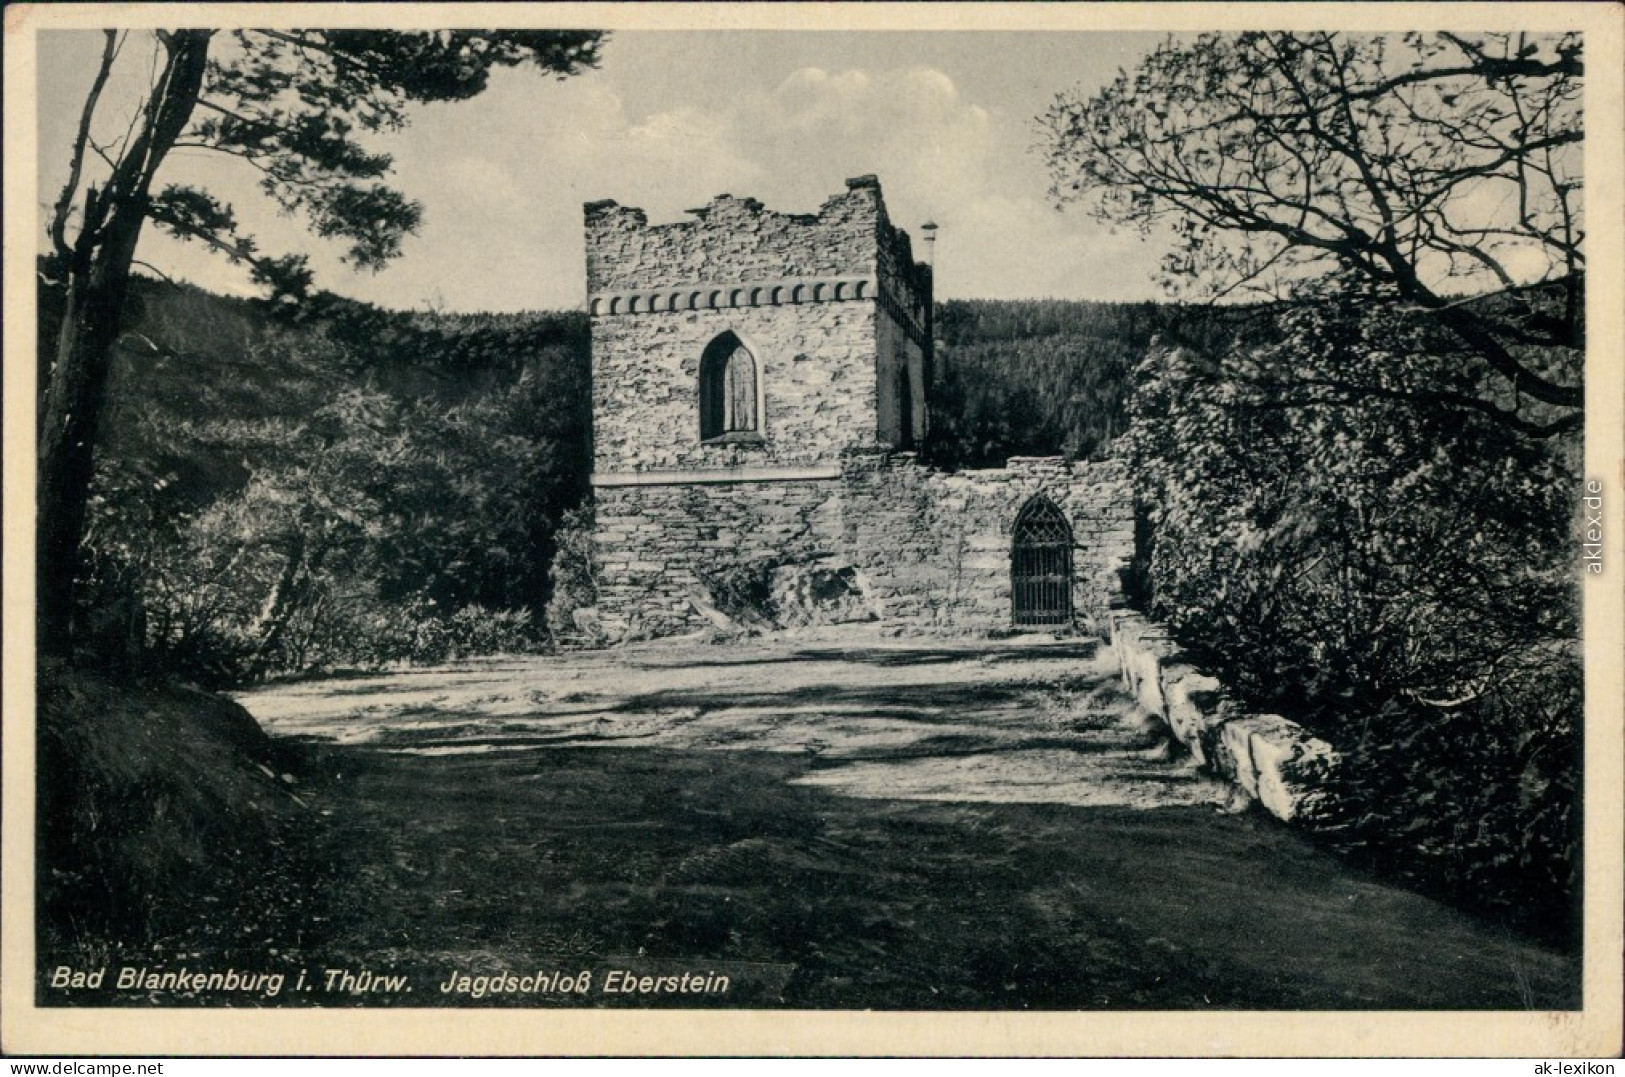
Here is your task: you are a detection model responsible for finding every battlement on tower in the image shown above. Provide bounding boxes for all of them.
[584,176,930,348]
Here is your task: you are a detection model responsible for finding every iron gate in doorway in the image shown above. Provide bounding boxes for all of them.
[1011,495,1074,628]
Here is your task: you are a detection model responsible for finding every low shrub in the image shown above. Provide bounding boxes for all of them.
[1128,284,1582,943]
[543,504,599,643]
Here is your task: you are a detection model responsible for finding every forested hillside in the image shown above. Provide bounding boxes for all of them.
[48,275,590,685]
[58,279,1180,685]
[925,299,1250,467]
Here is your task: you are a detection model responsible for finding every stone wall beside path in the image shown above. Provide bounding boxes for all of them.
[1107,610,1340,825]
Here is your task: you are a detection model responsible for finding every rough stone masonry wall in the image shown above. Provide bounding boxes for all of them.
[592,479,846,639]
[841,453,1135,631]
[591,302,881,472]
[581,176,1124,638]
[585,184,881,294]
[871,188,932,450]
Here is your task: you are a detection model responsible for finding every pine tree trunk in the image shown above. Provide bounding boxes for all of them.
[37,257,137,655]
[36,30,211,657]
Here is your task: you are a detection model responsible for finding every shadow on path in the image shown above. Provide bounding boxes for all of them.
[205,634,1581,1011]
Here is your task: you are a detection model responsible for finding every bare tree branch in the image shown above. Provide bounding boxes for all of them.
[50,30,118,259]
[1041,30,1585,420]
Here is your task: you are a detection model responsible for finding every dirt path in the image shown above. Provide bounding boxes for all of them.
[234,630,1580,1010]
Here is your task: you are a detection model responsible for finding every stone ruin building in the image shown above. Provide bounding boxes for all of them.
[581,175,1133,641]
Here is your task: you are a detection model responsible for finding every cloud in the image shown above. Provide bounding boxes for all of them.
[939,194,1160,301]
[45,37,1164,311]
[742,65,999,214]
[384,60,1163,307]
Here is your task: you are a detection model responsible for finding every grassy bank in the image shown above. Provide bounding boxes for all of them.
[37,663,318,994]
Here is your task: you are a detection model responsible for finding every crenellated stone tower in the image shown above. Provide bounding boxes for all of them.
[581,175,1133,641]
[584,176,934,637]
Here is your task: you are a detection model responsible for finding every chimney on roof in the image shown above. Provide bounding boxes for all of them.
[920,221,938,267]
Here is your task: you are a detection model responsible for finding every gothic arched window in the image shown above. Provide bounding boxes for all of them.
[699,333,761,441]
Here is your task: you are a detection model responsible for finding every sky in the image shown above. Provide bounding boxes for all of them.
[36,30,1172,312]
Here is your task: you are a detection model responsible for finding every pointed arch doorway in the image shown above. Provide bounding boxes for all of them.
[1011,495,1074,628]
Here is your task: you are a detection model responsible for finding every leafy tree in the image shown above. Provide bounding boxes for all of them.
[1039,32,1583,436]
[1131,291,1575,714]
[1127,289,1580,937]
[64,274,591,683]
[40,28,603,655]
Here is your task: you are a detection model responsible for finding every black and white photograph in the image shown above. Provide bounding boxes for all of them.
[4,2,1622,1058]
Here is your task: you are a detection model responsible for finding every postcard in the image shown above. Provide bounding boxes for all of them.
[4,1,1621,1057]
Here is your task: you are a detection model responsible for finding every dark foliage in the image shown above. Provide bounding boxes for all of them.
[1040,31,1583,431]
[925,298,1256,468]
[1127,283,1582,944]
[60,274,589,684]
